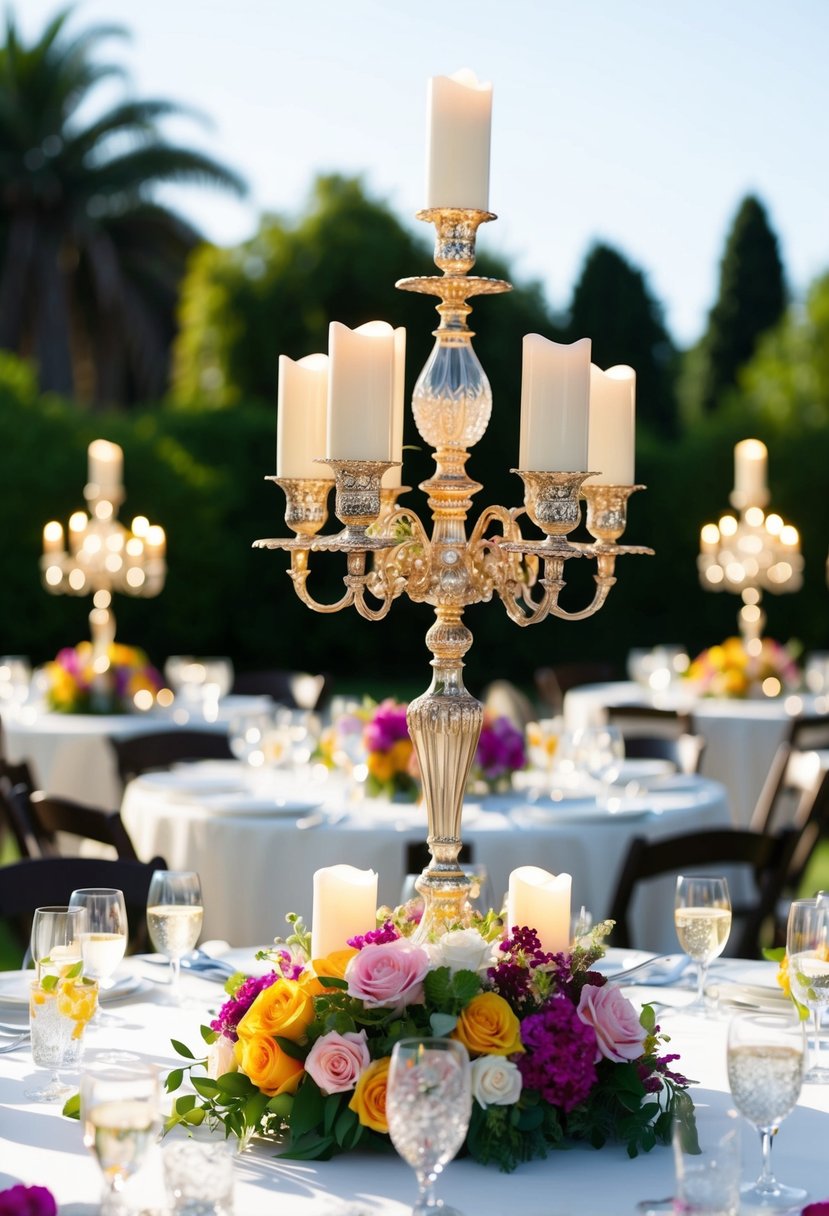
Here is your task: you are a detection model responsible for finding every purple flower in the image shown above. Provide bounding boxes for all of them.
[364,700,410,754]
[518,996,598,1112]
[347,920,400,950]
[488,926,558,1014]
[0,1186,57,1216]
[475,716,527,779]
[209,971,280,1041]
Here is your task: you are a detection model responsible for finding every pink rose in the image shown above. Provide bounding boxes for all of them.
[305,1029,371,1094]
[576,983,646,1064]
[345,939,430,1012]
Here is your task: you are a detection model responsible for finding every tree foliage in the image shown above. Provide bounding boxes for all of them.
[0,6,245,405]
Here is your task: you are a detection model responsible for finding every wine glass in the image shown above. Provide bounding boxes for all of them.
[69,887,129,1054]
[146,870,203,1001]
[82,1064,161,1213]
[786,896,829,1083]
[727,1010,807,1208]
[27,905,94,1102]
[386,1037,471,1216]
[674,875,731,1014]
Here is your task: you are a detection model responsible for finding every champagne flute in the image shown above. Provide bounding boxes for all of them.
[69,887,131,1059]
[786,896,829,1083]
[387,1037,471,1216]
[82,1064,161,1213]
[146,870,203,1001]
[674,875,731,1014]
[27,905,93,1102]
[727,1010,807,1208]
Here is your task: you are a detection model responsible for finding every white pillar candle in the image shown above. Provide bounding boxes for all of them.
[327,321,395,462]
[311,864,379,959]
[507,866,572,954]
[276,352,329,478]
[518,336,591,471]
[382,327,407,489]
[734,439,767,505]
[426,69,492,211]
[145,524,166,559]
[87,439,123,493]
[42,520,64,555]
[586,364,636,485]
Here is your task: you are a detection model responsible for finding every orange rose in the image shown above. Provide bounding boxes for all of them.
[234,1033,304,1097]
[452,992,523,1057]
[300,949,359,998]
[236,978,314,1043]
[348,1056,389,1133]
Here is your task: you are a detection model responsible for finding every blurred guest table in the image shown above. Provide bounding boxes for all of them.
[1,950,828,1212]
[0,697,270,808]
[563,680,828,826]
[120,761,731,950]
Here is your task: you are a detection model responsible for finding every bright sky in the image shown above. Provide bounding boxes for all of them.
[14,0,829,345]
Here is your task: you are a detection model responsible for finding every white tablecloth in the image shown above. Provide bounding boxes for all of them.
[564,681,827,827]
[1,953,827,1213]
[120,764,731,951]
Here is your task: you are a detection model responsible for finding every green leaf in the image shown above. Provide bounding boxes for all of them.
[191,1076,221,1098]
[639,1004,656,1032]
[291,1078,325,1139]
[244,1090,269,1128]
[171,1038,196,1060]
[423,967,453,1007]
[315,975,349,990]
[762,946,786,962]
[216,1072,256,1097]
[334,1105,358,1147]
[267,1094,294,1118]
[200,1025,218,1045]
[165,1069,184,1093]
[450,969,483,1005]
[65,960,83,979]
[282,1131,335,1160]
[182,1107,206,1125]
[323,1094,341,1136]
[274,1035,307,1061]
[62,1091,80,1120]
[429,1012,457,1037]
[175,1094,197,1114]
[40,974,58,992]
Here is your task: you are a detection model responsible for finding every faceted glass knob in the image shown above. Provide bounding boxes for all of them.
[412,333,492,452]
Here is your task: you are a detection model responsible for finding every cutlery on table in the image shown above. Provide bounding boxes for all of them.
[605,954,691,986]
[0,1033,30,1053]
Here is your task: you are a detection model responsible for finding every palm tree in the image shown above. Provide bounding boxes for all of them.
[0,7,246,405]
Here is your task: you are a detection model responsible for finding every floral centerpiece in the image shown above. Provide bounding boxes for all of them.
[166,911,693,1172]
[0,1186,57,1216]
[469,714,527,793]
[43,642,162,714]
[686,636,801,698]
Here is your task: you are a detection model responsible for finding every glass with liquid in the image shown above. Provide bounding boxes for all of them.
[82,1064,161,1213]
[674,875,731,1014]
[26,905,92,1101]
[146,870,203,1002]
[786,896,829,1083]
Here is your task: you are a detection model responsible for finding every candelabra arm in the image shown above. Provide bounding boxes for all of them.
[287,548,357,615]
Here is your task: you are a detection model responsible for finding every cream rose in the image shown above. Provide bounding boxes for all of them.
[206,1033,238,1080]
[427,927,495,975]
[470,1055,523,1108]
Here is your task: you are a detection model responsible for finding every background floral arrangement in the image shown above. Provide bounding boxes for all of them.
[686,636,801,698]
[44,641,162,713]
[166,911,692,1172]
[0,1186,57,1216]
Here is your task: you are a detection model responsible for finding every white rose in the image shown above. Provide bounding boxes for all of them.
[470,1055,523,1108]
[206,1033,238,1080]
[427,927,495,975]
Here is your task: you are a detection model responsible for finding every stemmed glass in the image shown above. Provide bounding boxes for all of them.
[69,887,131,1060]
[786,896,829,1083]
[386,1037,471,1216]
[674,875,731,1014]
[727,1010,807,1208]
[82,1064,161,1215]
[26,905,94,1102]
[146,870,203,1002]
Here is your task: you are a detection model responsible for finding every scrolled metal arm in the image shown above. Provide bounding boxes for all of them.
[287,548,357,614]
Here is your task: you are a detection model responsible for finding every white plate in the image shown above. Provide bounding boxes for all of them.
[615,758,676,781]
[0,971,144,1008]
[511,801,652,827]
[197,792,324,817]
[712,981,791,1012]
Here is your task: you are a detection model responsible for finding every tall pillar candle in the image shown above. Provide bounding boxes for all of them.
[276,352,329,478]
[311,864,378,959]
[426,69,492,211]
[87,439,123,495]
[326,321,395,462]
[382,327,407,489]
[586,364,636,485]
[42,520,64,555]
[507,866,572,954]
[734,439,768,506]
[518,336,591,471]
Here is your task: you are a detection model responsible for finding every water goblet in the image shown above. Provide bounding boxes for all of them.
[69,887,132,1057]
[672,1106,741,1216]
[786,896,829,1083]
[26,905,95,1102]
[386,1037,471,1216]
[82,1064,161,1215]
[146,870,203,1002]
[727,1010,807,1208]
[674,875,731,1014]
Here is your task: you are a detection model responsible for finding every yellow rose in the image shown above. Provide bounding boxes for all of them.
[236,978,314,1043]
[348,1056,389,1133]
[234,1033,304,1096]
[300,949,359,997]
[367,751,395,783]
[452,992,523,1057]
[389,739,413,774]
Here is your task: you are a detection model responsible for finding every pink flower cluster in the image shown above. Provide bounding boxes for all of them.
[345,938,431,1013]
[0,1187,56,1216]
[474,716,527,781]
[364,700,410,753]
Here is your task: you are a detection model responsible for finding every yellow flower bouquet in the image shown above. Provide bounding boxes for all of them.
[687,636,801,698]
[44,642,162,714]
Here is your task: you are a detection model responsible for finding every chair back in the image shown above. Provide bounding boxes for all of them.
[534,663,617,715]
[751,729,829,835]
[28,791,139,860]
[606,704,694,738]
[622,733,706,775]
[0,778,51,858]
[110,729,234,784]
[778,768,829,897]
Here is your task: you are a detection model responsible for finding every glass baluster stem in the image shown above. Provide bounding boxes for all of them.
[758,1127,776,1189]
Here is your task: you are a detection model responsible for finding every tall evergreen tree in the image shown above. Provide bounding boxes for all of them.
[565,243,677,436]
[698,195,786,414]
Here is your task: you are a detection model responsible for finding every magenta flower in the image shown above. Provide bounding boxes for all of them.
[474,716,527,781]
[363,700,410,754]
[518,996,598,1112]
[210,971,280,1041]
[0,1186,57,1216]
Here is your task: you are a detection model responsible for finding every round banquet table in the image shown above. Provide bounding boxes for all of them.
[120,762,732,951]
[0,951,828,1213]
[0,697,270,809]
[563,680,829,827]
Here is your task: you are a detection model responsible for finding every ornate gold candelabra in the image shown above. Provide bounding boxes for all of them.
[256,207,652,941]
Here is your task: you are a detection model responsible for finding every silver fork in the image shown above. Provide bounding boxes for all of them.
[0,1033,29,1053]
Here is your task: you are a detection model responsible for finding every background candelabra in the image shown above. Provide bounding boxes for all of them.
[41,439,166,708]
[698,438,803,645]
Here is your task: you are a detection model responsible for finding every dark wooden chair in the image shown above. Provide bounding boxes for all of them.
[751,715,829,834]
[606,704,695,738]
[534,663,617,715]
[231,669,333,711]
[110,729,234,785]
[606,827,798,958]
[622,733,706,775]
[777,768,829,898]
[0,854,167,956]
[27,790,140,860]
[0,777,46,858]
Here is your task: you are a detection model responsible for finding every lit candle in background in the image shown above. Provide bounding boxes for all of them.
[518,335,591,472]
[426,69,493,211]
[42,520,64,555]
[276,352,329,479]
[145,525,166,559]
[327,321,396,462]
[311,864,378,959]
[382,327,407,489]
[734,439,768,505]
[68,511,87,555]
[507,866,572,954]
[700,522,720,555]
[87,439,123,494]
[586,364,636,485]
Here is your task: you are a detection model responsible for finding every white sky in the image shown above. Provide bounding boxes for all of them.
[14,0,829,344]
